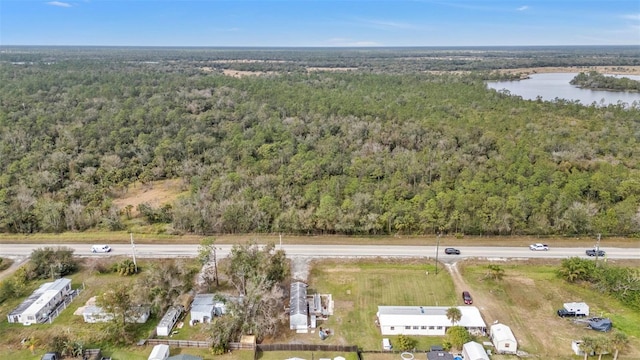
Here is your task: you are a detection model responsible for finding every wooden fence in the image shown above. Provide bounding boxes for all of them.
[143,339,358,353]
[256,344,358,352]
[146,339,212,348]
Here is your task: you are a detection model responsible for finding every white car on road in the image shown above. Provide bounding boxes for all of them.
[91,245,112,253]
[529,243,549,251]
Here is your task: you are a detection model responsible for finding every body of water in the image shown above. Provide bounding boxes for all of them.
[487,73,640,107]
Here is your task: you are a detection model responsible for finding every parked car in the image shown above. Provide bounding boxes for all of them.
[91,245,112,253]
[586,249,605,257]
[529,243,549,251]
[462,291,473,304]
[444,247,460,255]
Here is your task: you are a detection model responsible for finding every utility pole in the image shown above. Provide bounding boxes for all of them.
[130,232,138,273]
[435,233,441,275]
[595,233,601,264]
[213,245,219,287]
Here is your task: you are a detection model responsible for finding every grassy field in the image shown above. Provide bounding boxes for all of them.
[458,259,640,359]
[1,255,639,360]
[272,258,457,351]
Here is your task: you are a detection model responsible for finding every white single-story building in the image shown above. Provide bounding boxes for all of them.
[376,306,487,336]
[7,278,72,325]
[290,281,308,331]
[157,306,183,336]
[490,323,517,354]
[190,293,215,323]
[148,344,170,360]
[462,341,490,360]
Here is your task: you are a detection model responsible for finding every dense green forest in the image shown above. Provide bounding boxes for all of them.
[1,47,640,236]
[571,71,640,92]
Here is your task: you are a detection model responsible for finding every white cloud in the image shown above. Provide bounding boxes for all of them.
[517,6,529,11]
[47,1,72,7]
[621,13,640,21]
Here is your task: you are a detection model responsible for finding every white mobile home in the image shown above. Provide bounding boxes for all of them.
[157,306,183,336]
[7,278,72,325]
[376,306,486,336]
[490,323,517,354]
[81,304,150,323]
[148,344,170,360]
[563,302,589,316]
[289,281,308,331]
[462,341,490,360]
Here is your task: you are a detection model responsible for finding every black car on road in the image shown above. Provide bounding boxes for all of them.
[444,248,460,255]
[586,249,605,257]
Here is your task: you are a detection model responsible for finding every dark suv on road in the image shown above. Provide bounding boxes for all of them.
[444,248,460,255]
[586,249,605,257]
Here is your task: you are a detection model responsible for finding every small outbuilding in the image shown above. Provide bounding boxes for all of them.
[490,323,517,354]
[572,340,594,356]
[148,344,170,360]
[190,294,214,323]
[462,341,490,360]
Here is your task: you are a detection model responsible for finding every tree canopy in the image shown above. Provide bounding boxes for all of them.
[2,47,640,236]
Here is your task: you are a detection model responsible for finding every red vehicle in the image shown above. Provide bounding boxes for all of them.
[462,291,473,304]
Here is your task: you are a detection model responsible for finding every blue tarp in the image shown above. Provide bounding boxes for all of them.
[588,318,612,332]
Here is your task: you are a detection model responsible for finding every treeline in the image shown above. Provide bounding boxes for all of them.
[2,45,639,74]
[559,257,640,311]
[571,71,640,92]
[1,49,640,236]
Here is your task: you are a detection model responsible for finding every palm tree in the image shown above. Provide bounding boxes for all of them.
[486,264,505,280]
[446,306,462,326]
[579,336,596,360]
[592,336,609,360]
[611,331,629,360]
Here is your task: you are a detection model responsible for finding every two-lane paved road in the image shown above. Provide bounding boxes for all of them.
[1,243,638,262]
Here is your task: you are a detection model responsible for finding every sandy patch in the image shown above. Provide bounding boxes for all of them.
[307,67,358,72]
[111,178,183,215]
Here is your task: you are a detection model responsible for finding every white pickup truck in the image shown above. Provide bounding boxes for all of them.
[529,243,549,251]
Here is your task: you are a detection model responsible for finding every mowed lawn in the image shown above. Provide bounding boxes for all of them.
[298,258,456,351]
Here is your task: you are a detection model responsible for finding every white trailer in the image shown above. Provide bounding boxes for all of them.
[563,302,589,316]
[148,344,169,360]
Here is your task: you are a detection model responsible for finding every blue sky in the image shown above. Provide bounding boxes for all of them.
[1,0,639,47]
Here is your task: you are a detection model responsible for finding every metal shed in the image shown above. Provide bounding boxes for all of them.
[289,281,308,330]
[490,323,517,354]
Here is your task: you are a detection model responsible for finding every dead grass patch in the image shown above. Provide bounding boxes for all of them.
[112,178,185,216]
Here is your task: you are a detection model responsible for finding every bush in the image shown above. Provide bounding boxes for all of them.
[112,259,138,276]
